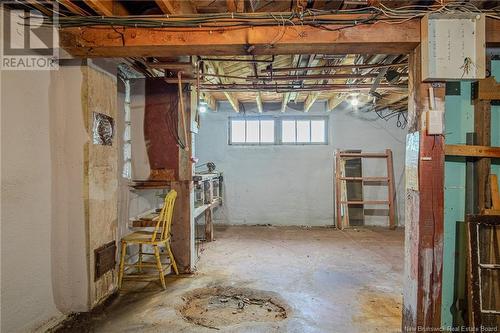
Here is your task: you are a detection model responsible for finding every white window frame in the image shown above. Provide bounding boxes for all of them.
[279,116,329,145]
[228,116,328,146]
[228,117,277,145]
[122,78,132,179]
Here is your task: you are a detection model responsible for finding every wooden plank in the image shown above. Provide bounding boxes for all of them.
[482,209,500,216]
[339,200,389,205]
[491,174,500,209]
[335,150,342,229]
[204,208,214,241]
[155,0,197,14]
[338,152,388,158]
[474,99,492,211]
[403,44,445,331]
[327,95,344,112]
[339,177,389,181]
[205,61,239,112]
[59,18,421,57]
[444,144,500,158]
[304,92,319,112]
[478,76,500,101]
[57,0,89,15]
[83,0,128,16]
[256,93,263,113]
[170,181,193,273]
[386,149,396,229]
[226,0,244,12]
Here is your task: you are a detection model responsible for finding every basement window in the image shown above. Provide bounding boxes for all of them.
[281,118,327,144]
[229,118,275,145]
[122,78,132,179]
[229,116,327,145]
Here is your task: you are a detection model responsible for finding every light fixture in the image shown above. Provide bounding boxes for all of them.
[350,96,359,106]
[198,101,208,113]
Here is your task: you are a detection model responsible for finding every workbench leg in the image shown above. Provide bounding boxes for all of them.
[205,208,214,242]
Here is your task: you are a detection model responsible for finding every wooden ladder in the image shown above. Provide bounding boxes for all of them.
[466,215,500,330]
[334,149,396,230]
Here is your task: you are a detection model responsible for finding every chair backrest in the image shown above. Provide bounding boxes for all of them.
[151,189,177,242]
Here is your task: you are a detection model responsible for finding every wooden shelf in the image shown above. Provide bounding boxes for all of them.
[129,180,172,190]
[339,177,389,182]
[194,197,222,218]
[339,200,389,205]
[338,152,388,158]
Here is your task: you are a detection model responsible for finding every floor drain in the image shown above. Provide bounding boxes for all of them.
[179,286,288,329]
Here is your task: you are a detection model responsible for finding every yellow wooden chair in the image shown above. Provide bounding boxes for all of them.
[118,189,179,290]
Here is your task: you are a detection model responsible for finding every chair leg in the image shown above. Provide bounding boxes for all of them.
[118,241,127,289]
[138,244,143,273]
[166,243,179,275]
[153,245,166,290]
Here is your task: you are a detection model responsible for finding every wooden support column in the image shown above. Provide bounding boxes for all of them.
[144,78,194,273]
[170,181,193,273]
[474,99,491,211]
[403,45,445,332]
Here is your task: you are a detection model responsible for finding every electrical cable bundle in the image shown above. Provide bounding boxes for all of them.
[30,3,500,30]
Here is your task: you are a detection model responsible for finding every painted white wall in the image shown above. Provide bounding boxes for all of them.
[1,60,121,332]
[196,101,407,227]
[1,68,64,332]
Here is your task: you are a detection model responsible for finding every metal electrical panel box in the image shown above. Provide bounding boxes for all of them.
[421,13,485,81]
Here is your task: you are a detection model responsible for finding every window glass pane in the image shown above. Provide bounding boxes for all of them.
[311,120,326,143]
[260,120,275,143]
[123,125,131,141]
[123,143,131,160]
[246,120,259,143]
[122,160,131,179]
[296,120,311,143]
[282,120,296,143]
[231,120,246,143]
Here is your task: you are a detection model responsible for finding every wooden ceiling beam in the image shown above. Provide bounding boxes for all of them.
[296,0,309,12]
[226,0,245,13]
[26,0,54,16]
[281,54,300,113]
[57,0,89,15]
[83,0,129,16]
[304,92,320,112]
[206,61,240,112]
[327,94,344,111]
[256,93,263,113]
[155,0,197,14]
[303,56,326,112]
[60,17,423,57]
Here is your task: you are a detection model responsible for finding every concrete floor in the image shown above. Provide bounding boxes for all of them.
[76,225,404,333]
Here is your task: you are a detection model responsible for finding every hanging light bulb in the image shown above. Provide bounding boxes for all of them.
[198,101,208,113]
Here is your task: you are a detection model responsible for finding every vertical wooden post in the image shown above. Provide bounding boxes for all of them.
[335,150,342,229]
[474,99,491,211]
[403,45,445,332]
[386,149,397,229]
[204,180,214,242]
[170,180,193,273]
[204,208,214,242]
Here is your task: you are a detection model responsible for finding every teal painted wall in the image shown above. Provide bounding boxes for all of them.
[441,60,500,328]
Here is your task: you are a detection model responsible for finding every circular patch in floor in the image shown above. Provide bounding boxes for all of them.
[178,286,288,329]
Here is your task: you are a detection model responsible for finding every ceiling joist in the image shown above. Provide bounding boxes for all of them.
[83,0,129,16]
[205,61,240,112]
[155,0,197,15]
[226,0,244,13]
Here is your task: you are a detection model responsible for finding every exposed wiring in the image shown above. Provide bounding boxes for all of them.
[22,4,499,30]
